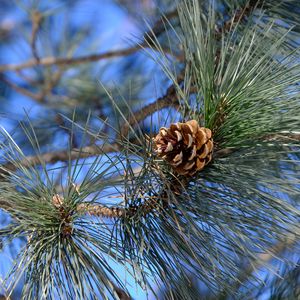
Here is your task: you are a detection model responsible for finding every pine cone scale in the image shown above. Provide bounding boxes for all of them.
[174,130,182,141]
[198,144,209,159]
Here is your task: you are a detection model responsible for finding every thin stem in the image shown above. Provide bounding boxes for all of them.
[30,10,43,63]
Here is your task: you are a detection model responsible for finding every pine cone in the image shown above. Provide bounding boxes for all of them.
[154,120,213,176]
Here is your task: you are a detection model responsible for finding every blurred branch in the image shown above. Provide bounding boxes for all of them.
[0,46,141,72]
[1,68,68,104]
[0,75,44,102]
[0,72,62,104]
[30,10,43,63]
[0,10,179,72]
[39,68,65,103]
[0,143,120,179]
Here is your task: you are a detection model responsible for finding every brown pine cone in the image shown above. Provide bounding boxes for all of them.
[154,120,213,176]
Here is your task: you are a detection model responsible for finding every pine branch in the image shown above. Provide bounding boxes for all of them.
[77,193,168,218]
[121,78,182,136]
